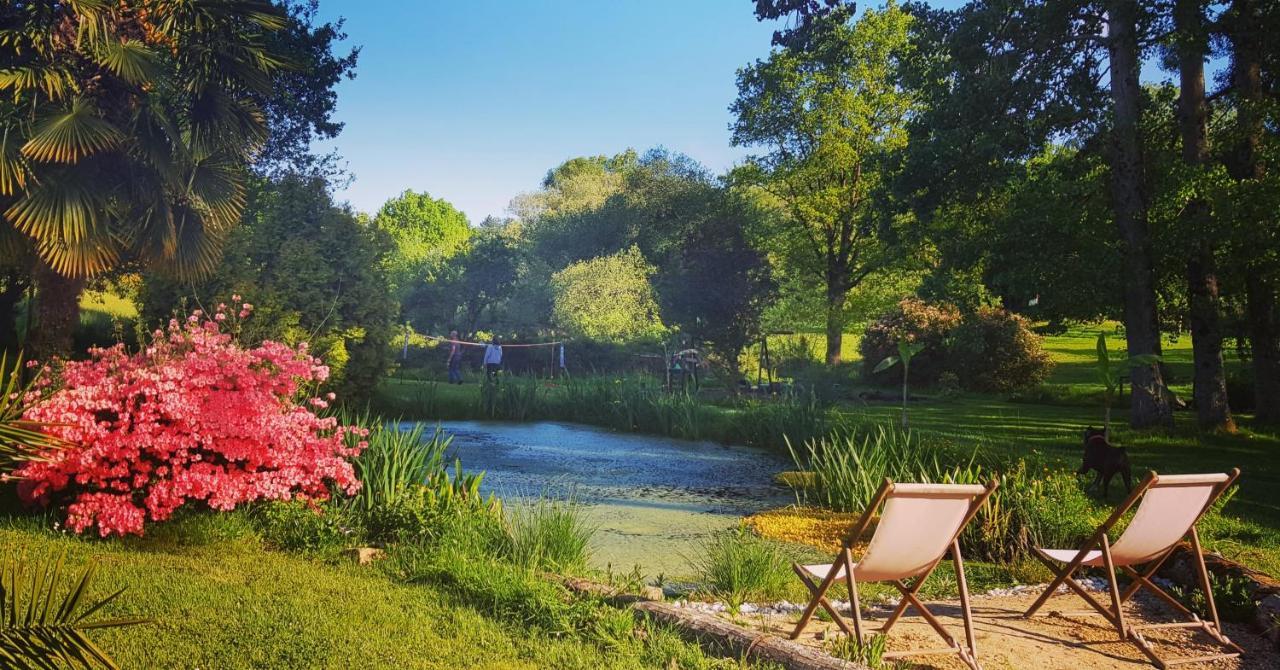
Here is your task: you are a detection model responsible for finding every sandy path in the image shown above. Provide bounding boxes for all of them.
[729,590,1276,669]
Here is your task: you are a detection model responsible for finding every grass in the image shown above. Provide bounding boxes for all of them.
[502,495,595,574]
[689,528,792,611]
[0,512,774,669]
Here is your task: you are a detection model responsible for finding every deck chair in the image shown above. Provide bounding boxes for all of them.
[790,478,998,670]
[1024,469,1243,669]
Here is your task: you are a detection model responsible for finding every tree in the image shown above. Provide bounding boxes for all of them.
[1168,0,1233,430]
[0,0,289,360]
[658,192,775,375]
[732,2,915,364]
[898,0,1174,428]
[1220,0,1280,424]
[373,190,471,296]
[254,0,361,180]
[550,247,665,342]
[141,175,398,401]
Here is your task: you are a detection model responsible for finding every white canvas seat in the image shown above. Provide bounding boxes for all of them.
[1025,470,1243,669]
[790,479,997,670]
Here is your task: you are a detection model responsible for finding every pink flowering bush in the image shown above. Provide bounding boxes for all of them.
[11,301,368,537]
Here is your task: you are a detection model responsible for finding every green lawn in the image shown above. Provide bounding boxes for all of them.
[0,513,763,670]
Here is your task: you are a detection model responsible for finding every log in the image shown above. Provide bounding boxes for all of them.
[560,577,868,670]
[635,600,870,670]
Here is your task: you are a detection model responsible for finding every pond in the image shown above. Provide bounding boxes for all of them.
[420,421,793,576]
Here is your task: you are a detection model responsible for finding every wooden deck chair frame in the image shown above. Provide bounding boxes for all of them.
[789,478,998,670]
[1024,469,1243,669]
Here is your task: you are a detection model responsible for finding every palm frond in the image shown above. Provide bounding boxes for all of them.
[0,126,31,197]
[5,170,102,245]
[21,100,123,164]
[94,40,160,86]
[0,352,66,474]
[0,66,77,101]
[0,553,147,670]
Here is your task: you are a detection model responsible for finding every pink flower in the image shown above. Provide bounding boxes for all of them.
[12,297,363,537]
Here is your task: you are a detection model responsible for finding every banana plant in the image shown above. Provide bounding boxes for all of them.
[1,553,147,669]
[873,340,925,429]
[1094,331,1161,437]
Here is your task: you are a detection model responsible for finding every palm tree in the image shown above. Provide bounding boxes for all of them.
[0,0,287,358]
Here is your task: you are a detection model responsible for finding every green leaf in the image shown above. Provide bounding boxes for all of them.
[873,355,900,374]
[21,100,123,164]
[94,40,160,85]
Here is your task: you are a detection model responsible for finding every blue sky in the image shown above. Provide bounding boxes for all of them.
[313,1,1173,223]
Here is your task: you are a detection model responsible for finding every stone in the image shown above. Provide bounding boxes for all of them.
[347,547,385,566]
[1256,594,1280,648]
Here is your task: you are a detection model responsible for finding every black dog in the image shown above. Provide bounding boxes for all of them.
[1079,427,1132,500]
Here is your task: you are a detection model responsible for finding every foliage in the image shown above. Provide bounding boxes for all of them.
[862,299,1050,392]
[0,0,284,278]
[1094,331,1162,434]
[824,634,888,669]
[350,421,495,544]
[0,354,63,474]
[551,247,666,342]
[872,340,925,428]
[12,305,366,536]
[690,527,791,611]
[254,499,354,557]
[254,0,361,180]
[947,307,1053,392]
[374,190,472,296]
[140,175,399,402]
[788,424,974,514]
[1169,573,1259,625]
[0,553,145,670]
[501,496,594,574]
[732,2,917,363]
[860,298,960,384]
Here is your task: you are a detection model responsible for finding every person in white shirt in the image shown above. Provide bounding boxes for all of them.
[483,337,503,381]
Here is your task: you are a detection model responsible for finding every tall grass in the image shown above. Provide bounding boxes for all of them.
[349,422,449,514]
[689,527,791,611]
[501,495,594,574]
[789,424,977,513]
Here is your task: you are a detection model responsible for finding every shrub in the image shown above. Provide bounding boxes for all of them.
[860,298,961,385]
[501,496,594,574]
[255,499,355,556]
[13,304,367,537]
[690,527,791,610]
[861,299,1052,392]
[947,307,1052,392]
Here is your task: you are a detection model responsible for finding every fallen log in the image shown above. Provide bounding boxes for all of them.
[561,577,868,670]
[635,600,869,670]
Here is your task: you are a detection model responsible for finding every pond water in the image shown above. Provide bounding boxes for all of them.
[418,421,793,576]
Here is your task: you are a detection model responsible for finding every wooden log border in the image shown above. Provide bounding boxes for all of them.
[562,578,869,670]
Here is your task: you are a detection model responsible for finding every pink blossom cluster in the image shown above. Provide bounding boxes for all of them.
[12,301,368,537]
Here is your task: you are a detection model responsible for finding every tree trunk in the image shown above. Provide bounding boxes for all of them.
[0,271,26,351]
[29,263,84,362]
[1106,1,1173,429]
[824,284,845,365]
[1176,0,1234,431]
[1188,248,1235,429]
[1246,274,1280,423]
[1226,0,1280,424]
